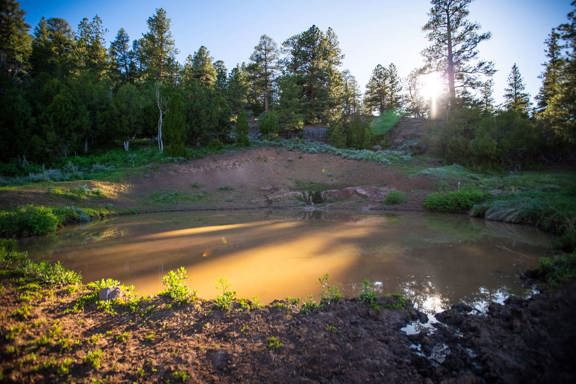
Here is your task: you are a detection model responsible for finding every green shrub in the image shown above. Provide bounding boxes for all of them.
[370,110,401,136]
[235,111,250,146]
[359,279,378,307]
[161,267,194,305]
[259,111,280,139]
[318,274,342,304]
[214,278,236,311]
[557,231,576,253]
[537,253,576,285]
[0,205,59,237]
[424,189,488,213]
[23,261,81,286]
[384,190,406,205]
[267,336,284,350]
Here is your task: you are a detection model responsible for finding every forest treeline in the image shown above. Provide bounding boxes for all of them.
[0,0,575,170]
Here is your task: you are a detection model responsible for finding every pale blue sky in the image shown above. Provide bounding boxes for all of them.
[20,0,573,104]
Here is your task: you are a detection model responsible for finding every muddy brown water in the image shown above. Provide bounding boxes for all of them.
[21,210,552,313]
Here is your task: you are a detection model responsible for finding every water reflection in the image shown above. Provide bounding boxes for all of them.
[21,210,552,308]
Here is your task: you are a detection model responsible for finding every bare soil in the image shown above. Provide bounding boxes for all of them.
[1,280,575,383]
[0,148,435,212]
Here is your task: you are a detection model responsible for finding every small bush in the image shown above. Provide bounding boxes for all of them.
[384,190,406,205]
[267,336,284,350]
[0,205,59,237]
[23,261,81,286]
[214,278,236,311]
[537,253,576,285]
[318,274,342,304]
[259,111,280,139]
[359,279,378,307]
[424,189,488,213]
[84,349,104,369]
[235,111,250,146]
[161,267,194,305]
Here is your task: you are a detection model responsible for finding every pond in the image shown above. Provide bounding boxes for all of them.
[21,210,552,313]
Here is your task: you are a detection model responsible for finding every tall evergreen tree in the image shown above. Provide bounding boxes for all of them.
[249,34,279,112]
[75,15,108,78]
[227,63,249,114]
[422,0,494,109]
[536,29,564,114]
[30,17,76,76]
[0,0,32,79]
[109,28,132,83]
[190,46,217,87]
[341,70,360,116]
[364,63,402,114]
[282,25,344,124]
[479,78,494,113]
[139,8,178,83]
[503,63,530,114]
[214,60,227,90]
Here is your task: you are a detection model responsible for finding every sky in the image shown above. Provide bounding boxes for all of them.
[19,0,573,104]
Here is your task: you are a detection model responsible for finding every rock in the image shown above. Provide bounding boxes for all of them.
[372,145,382,151]
[98,286,122,301]
[206,349,229,371]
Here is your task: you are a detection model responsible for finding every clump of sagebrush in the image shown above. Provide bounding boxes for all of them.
[424,189,488,213]
[214,278,237,311]
[161,267,195,305]
[384,190,406,205]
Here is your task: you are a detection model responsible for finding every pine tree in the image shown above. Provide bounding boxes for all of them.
[386,63,403,109]
[109,28,132,83]
[190,46,216,87]
[214,60,227,90]
[544,1,576,143]
[341,70,360,116]
[364,64,388,114]
[503,63,530,114]
[227,63,249,114]
[235,110,250,146]
[164,90,187,156]
[536,29,564,114]
[249,34,279,113]
[283,25,344,124]
[30,17,76,76]
[139,8,178,83]
[112,82,143,151]
[277,75,304,133]
[480,78,494,114]
[75,15,108,78]
[422,0,494,109]
[0,0,32,79]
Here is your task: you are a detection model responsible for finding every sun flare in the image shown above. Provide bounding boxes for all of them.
[420,72,444,100]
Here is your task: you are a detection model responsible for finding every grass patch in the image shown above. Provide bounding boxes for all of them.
[318,274,342,304]
[0,145,228,186]
[149,191,207,204]
[424,189,488,213]
[49,184,105,200]
[384,190,406,205]
[536,253,576,285]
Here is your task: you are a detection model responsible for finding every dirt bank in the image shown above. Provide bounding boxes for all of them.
[1,278,575,383]
[0,148,436,212]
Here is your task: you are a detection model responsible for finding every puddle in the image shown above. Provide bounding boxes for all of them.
[21,210,552,304]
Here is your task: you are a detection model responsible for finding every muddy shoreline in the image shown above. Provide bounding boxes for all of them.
[1,276,575,383]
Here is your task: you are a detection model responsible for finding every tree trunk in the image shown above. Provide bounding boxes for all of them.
[123,139,130,152]
[446,10,456,111]
[156,84,164,153]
